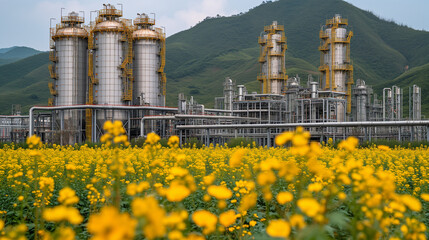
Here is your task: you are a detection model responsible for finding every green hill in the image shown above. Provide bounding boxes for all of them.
[0,47,16,54]
[374,63,429,117]
[0,0,428,116]
[0,52,50,114]
[0,47,42,66]
[165,0,429,107]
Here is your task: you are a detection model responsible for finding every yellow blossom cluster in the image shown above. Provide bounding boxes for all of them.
[0,124,427,239]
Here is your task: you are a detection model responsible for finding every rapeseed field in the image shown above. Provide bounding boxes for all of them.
[0,121,427,239]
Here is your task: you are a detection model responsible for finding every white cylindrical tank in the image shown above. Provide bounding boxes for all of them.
[356,82,367,122]
[50,11,88,144]
[237,85,245,101]
[52,12,88,106]
[132,14,164,106]
[92,4,127,120]
[310,82,318,98]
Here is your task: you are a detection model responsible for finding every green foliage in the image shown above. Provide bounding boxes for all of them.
[374,62,429,117]
[359,139,429,149]
[0,52,50,114]
[165,0,429,108]
[227,137,256,148]
[182,137,203,148]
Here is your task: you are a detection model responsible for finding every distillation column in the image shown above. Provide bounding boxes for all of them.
[257,21,287,95]
[319,14,353,121]
[132,13,166,106]
[90,4,131,120]
[49,11,88,143]
[410,85,421,120]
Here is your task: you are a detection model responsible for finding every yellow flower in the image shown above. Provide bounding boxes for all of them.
[400,195,422,212]
[88,206,137,240]
[308,183,323,192]
[292,134,308,147]
[266,219,291,238]
[58,187,79,206]
[297,198,322,217]
[338,137,359,151]
[56,226,76,240]
[166,183,191,202]
[192,210,217,234]
[276,191,293,204]
[43,206,83,225]
[239,192,257,213]
[377,145,390,151]
[146,132,161,145]
[170,167,189,178]
[421,193,429,201]
[229,149,247,168]
[132,196,161,217]
[26,135,42,149]
[207,185,232,200]
[219,210,237,227]
[290,214,306,229]
[257,171,276,186]
[275,132,293,146]
[203,174,215,186]
[168,135,180,148]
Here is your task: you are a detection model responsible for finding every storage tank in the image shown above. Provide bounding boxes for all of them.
[355,80,367,121]
[91,4,127,120]
[132,13,166,106]
[258,21,287,95]
[50,11,88,144]
[50,11,88,106]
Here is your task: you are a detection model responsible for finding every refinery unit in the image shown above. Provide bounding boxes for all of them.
[47,4,167,143]
[0,6,427,145]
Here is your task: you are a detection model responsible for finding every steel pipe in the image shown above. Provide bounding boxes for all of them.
[176,121,429,130]
[29,105,177,137]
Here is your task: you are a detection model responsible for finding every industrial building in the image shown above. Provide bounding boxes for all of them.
[1,8,427,145]
[45,4,167,144]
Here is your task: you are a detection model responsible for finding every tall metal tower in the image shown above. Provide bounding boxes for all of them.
[49,11,88,107]
[133,13,166,107]
[257,21,287,95]
[319,14,353,120]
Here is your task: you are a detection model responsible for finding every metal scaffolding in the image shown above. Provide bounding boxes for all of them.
[0,115,29,143]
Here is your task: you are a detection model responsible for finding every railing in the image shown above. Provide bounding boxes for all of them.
[319,30,329,39]
[257,74,267,81]
[264,25,284,32]
[326,18,348,26]
[48,83,57,96]
[61,16,84,23]
[270,73,286,80]
[134,17,155,25]
[48,65,58,79]
[98,8,122,17]
[332,64,353,71]
[49,51,57,62]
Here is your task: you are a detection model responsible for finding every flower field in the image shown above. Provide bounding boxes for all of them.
[0,122,428,239]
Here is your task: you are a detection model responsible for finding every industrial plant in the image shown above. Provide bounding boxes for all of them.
[0,5,427,145]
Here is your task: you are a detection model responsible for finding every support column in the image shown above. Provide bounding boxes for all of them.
[267,128,271,148]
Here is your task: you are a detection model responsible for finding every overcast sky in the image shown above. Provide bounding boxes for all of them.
[1,0,428,51]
